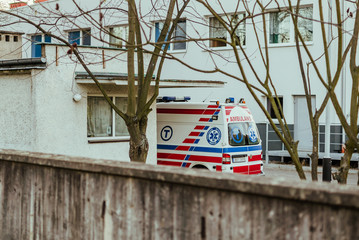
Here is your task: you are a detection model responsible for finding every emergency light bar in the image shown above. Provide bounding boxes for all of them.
[225,97,235,103]
[157,96,191,102]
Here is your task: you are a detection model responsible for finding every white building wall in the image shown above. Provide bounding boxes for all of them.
[0,0,357,158]
[0,73,35,150]
[157,0,344,126]
[0,44,156,163]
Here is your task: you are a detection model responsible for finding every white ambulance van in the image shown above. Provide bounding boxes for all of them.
[157,96,264,175]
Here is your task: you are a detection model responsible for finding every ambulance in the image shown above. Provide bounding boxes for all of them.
[156,96,264,175]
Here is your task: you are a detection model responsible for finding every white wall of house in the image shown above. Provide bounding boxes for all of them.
[6,0,347,127]
[0,44,157,163]
[0,73,35,150]
[0,32,23,59]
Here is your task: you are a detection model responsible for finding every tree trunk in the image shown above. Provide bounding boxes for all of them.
[310,127,319,181]
[333,141,354,184]
[127,117,149,163]
[288,142,306,180]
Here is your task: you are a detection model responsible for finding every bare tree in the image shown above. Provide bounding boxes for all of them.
[163,0,355,181]
[0,0,189,162]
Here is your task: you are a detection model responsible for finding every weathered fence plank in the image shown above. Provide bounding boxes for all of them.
[0,149,359,240]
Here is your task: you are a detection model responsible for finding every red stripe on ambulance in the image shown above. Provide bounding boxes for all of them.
[233,166,249,174]
[207,105,220,108]
[249,164,262,174]
[189,132,202,136]
[188,155,222,163]
[183,139,197,144]
[157,160,182,167]
[157,153,186,160]
[199,118,211,122]
[248,154,262,162]
[175,146,191,151]
[157,109,216,115]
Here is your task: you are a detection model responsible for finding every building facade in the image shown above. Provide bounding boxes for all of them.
[0,0,355,162]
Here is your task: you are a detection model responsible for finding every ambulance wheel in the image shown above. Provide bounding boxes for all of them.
[192,165,209,170]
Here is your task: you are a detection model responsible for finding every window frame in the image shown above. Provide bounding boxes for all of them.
[154,19,187,52]
[268,5,313,46]
[68,29,91,46]
[87,95,130,143]
[208,13,246,49]
[267,96,284,119]
[30,34,51,58]
[108,25,129,49]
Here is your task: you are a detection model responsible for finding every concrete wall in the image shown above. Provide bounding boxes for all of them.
[1,149,359,240]
[0,73,35,151]
[0,33,22,59]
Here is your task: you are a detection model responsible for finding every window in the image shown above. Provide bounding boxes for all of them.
[209,14,246,47]
[82,29,91,46]
[5,35,10,42]
[87,96,129,138]
[269,6,313,44]
[68,31,80,45]
[68,29,91,46]
[13,36,18,42]
[267,97,283,119]
[228,122,260,146]
[297,7,313,42]
[209,17,226,47]
[155,19,186,50]
[173,20,186,50]
[232,15,246,46]
[31,34,51,58]
[109,25,128,48]
[0,35,2,41]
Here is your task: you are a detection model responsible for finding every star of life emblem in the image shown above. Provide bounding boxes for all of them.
[206,127,221,145]
[248,126,257,143]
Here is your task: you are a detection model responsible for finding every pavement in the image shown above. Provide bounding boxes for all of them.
[263,162,358,185]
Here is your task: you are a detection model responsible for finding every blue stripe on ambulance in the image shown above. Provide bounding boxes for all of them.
[181,155,191,167]
[157,144,262,153]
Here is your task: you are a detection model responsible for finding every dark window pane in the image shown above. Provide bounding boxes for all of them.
[155,22,169,50]
[44,34,51,43]
[173,20,186,50]
[31,35,42,57]
[82,29,91,45]
[267,97,283,119]
[115,97,129,136]
[69,31,80,45]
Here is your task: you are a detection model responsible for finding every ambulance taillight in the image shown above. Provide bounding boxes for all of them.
[222,154,231,164]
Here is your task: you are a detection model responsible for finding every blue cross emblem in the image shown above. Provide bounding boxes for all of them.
[206,127,221,145]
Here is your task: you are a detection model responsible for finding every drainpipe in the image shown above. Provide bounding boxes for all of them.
[265,121,269,164]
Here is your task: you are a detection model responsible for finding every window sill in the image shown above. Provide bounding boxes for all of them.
[204,45,247,52]
[267,41,313,48]
[167,49,187,54]
[88,136,130,143]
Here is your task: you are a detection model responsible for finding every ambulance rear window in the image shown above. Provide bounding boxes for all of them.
[228,122,260,146]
